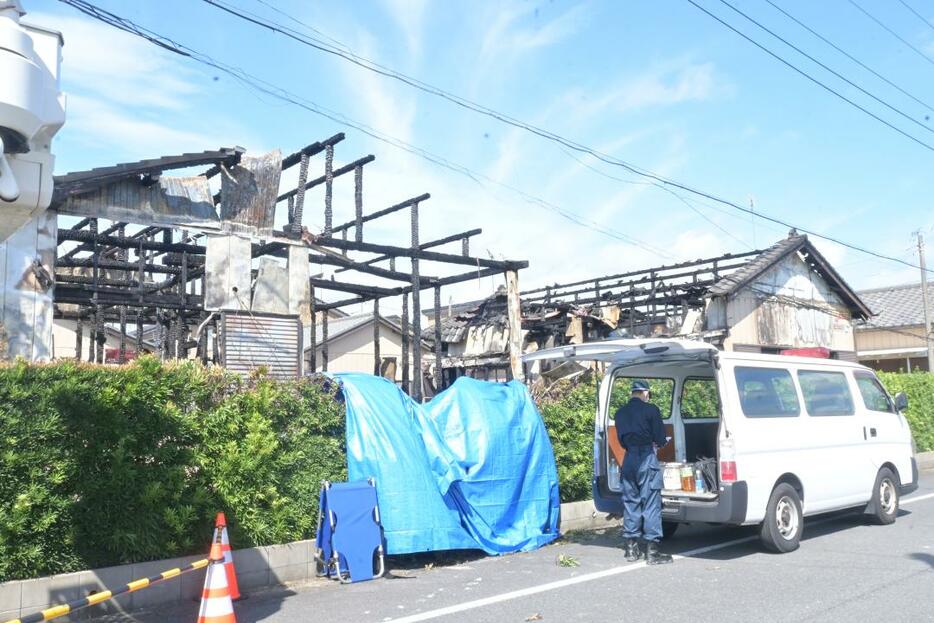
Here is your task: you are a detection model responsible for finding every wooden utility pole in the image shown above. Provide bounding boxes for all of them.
[918,232,934,372]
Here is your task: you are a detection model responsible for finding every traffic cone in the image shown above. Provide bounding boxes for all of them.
[197,542,237,623]
[213,513,241,601]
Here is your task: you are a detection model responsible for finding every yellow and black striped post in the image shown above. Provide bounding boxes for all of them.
[4,558,210,623]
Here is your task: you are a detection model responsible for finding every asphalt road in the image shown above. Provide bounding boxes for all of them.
[111,472,934,623]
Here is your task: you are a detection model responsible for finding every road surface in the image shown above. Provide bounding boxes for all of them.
[108,472,934,623]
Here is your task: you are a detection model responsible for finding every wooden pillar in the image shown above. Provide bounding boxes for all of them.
[373,298,381,376]
[75,317,83,361]
[410,202,423,401]
[118,306,127,363]
[434,285,443,391]
[505,269,524,382]
[309,286,317,372]
[401,294,410,394]
[321,312,329,372]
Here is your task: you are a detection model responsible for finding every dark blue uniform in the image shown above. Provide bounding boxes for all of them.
[614,397,668,542]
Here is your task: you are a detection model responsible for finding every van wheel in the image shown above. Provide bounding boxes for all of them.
[760,483,802,553]
[869,467,899,525]
[662,521,679,539]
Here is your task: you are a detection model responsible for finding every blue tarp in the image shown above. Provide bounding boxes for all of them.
[336,373,561,555]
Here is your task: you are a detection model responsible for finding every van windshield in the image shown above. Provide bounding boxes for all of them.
[609,376,674,419]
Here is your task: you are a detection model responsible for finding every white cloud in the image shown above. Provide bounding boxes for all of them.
[27,11,256,167]
[576,61,727,120]
[380,0,428,60]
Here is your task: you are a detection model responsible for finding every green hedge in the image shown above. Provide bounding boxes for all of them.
[0,357,345,582]
[879,372,934,452]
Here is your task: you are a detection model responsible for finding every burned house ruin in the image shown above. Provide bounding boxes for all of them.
[27,132,528,400]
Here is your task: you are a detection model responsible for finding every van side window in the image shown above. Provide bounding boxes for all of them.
[734,367,800,417]
[798,370,855,416]
[681,378,720,419]
[854,372,894,413]
[610,376,674,419]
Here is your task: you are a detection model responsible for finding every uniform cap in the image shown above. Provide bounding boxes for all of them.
[631,380,650,392]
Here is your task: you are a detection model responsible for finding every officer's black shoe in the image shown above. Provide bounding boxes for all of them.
[645,541,673,565]
[623,538,642,562]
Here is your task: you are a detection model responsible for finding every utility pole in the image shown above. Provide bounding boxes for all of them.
[918,231,934,373]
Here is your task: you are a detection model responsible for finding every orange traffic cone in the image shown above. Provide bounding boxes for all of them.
[197,542,237,623]
[212,513,241,601]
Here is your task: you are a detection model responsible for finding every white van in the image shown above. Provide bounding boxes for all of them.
[524,338,919,552]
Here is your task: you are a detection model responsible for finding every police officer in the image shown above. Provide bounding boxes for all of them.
[614,379,673,565]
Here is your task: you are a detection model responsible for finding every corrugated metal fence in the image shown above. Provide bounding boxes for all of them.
[219,311,302,378]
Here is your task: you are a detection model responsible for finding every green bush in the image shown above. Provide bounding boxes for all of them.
[878,372,934,452]
[537,379,599,503]
[0,357,345,581]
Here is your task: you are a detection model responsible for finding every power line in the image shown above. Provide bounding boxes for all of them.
[896,0,934,34]
[686,0,934,153]
[717,0,933,136]
[762,0,934,114]
[56,0,934,275]
[846,0,934,69]
[54,0,672,260]
[201,0,934,273]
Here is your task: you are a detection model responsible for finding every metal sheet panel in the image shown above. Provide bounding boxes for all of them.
[220,312,302,378]
[59,176,217,226]
[204,234,252,311]
[251,257,289,315]
[287,244,311,324]
[220,151,282,233]
[0,210,56,360]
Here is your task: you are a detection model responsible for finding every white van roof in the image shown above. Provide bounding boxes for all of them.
[523,337,871,371]
[522,338,718,365]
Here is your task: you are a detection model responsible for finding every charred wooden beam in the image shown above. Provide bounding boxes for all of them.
[58,228,205,254]
[335,228,482,273]
[521,251,761,297]
[313,235,526,271]
[329,193,430,234]
[277,155,374,204]
[57,257,183,275]
[280,133,344,171]
[309,278,401,297]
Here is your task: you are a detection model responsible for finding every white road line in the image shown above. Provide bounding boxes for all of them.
[384,489,934,623]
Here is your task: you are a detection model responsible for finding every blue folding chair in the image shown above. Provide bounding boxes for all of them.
[315,479,385,583]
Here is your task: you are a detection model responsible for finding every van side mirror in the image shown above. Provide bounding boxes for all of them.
[894,392,908,412]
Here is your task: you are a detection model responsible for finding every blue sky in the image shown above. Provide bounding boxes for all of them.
[24,0,934,309]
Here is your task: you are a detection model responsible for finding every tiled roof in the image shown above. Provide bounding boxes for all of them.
[858,283,932,328]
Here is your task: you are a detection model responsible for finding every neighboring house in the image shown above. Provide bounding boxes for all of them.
[52,319,159,361]
[434,232,872,384]
[703,232,871,358]
[303,312,431,385]
[855,283,932,372]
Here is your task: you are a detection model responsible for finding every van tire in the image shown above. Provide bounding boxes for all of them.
[760,483,802,553]
[662,521,679,539]
[868,467,899,525]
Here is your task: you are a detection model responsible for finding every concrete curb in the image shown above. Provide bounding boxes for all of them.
[0,540,317,622]
[918,450,934,472]
[558,499,620,533]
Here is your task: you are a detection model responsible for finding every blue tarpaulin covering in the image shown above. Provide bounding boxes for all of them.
[336,373,561,555]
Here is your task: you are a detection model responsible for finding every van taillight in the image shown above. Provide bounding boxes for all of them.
[719,438,737,483]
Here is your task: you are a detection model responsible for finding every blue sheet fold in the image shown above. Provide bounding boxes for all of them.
[337,373,560,555]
